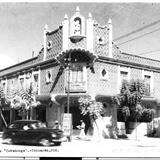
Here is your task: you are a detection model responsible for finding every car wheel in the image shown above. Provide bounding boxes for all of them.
[39,138,50,146]
[54,142,61,146]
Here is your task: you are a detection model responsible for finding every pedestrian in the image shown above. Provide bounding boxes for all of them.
[78,120,85,139]
[53,120,61,130]
[84,115,90,135]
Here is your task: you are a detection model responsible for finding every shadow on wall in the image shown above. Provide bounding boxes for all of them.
[50,66,64,93]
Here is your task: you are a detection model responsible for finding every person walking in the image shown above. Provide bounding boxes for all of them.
[78,120,85,139]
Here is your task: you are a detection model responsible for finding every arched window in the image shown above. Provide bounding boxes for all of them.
[74,17,81,35]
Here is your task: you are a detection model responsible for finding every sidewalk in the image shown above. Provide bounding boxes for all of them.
[72,133,160,146]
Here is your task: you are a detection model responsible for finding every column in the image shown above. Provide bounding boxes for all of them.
[87,13,94,52]
[108,18,113,58]
[62,14,69,51]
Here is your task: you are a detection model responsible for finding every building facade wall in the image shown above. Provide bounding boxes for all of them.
[0,57,39,77]
[130,68,143,80]
[1,8,160,131]
[87,61,118,96]
[46,103,59,127]
[46,28,63,60]
[154,72,160,99]
[40,65,65,95]
[93,25,109,57]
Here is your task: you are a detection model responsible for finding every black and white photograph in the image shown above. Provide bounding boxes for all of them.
[1,1,160,159]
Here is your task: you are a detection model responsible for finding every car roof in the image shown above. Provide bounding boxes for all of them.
[12,120,41,124]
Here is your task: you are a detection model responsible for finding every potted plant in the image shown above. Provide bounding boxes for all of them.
[114,79,146,138]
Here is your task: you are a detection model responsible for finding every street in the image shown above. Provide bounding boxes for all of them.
[0,135,160,157]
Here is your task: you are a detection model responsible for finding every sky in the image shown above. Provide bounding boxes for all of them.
[1,2,160,69]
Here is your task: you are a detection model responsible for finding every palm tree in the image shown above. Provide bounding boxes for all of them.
[10,83,39,120]
[114,79,145,122]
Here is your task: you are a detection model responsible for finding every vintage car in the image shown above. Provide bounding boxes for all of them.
[2,120,65,146]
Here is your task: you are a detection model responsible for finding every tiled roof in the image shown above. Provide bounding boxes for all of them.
[113,43,160,70]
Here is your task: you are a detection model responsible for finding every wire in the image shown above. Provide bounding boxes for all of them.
[136,49,160,56]
[114,19,160,41]
[116,27,160,46]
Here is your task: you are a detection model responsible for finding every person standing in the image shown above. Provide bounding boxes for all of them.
[53,120,61,130]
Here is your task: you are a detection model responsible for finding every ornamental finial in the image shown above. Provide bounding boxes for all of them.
[64,14,68,20]
[108,18,112,24]
[88,12,92,19]
[76,6,80,13]
[44,24,48,30]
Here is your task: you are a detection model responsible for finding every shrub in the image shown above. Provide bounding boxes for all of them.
[140,108,155,122]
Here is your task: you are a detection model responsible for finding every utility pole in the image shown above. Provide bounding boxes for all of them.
[67,52,71,113]
[63,52,72,142]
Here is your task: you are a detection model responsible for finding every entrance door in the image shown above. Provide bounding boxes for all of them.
[65,106,83,129]
[36,107,46,123]
[64,104,91,135]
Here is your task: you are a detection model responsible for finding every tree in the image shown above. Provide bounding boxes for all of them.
[10,84,39,120]
[78,96,104,121]
[114,79,155,139]
[78,96,116,140]
[114,79,145,123]
[140,108,155,122]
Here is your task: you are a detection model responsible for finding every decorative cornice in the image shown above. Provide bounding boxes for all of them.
[122,52,160,63]
[0,58,58,78]
[98,56,160,73]
[0,56,37,72]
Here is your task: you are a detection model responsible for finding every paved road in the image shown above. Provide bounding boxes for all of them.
[0,135,160,157]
